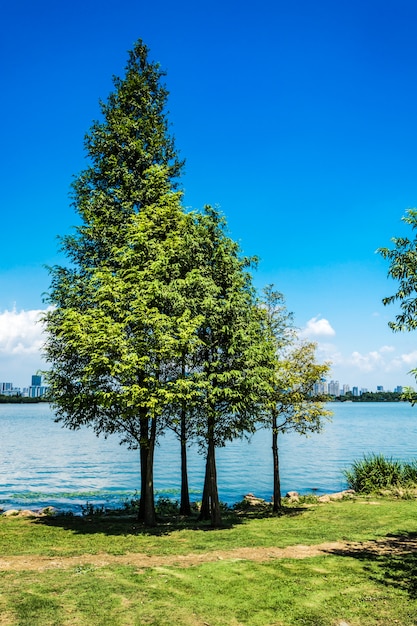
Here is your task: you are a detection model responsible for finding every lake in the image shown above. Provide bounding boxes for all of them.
[1,402,416,513]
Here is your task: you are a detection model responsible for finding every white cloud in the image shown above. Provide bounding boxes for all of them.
[349,350,384,372]
[379,345,396,354]
[347,346,415,375]
[300,316,336,338]
[310,342,340,364]
[0,308,51,387]
[0,308,47,355]
[399,350,417,366]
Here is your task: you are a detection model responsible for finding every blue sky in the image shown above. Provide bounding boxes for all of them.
[1,0,417,390]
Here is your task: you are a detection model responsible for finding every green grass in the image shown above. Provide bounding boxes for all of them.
[2,556,416,625]
[1,498,417,624]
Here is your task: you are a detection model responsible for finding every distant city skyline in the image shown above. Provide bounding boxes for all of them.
[314,380,405,396]
[0,373,408,398]
[0,375,48,398]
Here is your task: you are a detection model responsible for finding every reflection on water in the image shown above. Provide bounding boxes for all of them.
[0,402,416,512]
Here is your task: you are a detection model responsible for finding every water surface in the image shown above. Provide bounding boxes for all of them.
[1,402,415,512]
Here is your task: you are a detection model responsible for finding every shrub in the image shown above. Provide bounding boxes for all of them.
[343,454,403,493]
[155,497,180,516]
[402,459,417,483]
[81,502,106,517]
[343,454,417,494]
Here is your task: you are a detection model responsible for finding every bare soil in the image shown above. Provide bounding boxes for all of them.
[1,534,416,572]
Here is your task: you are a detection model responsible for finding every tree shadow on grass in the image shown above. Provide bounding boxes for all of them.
[31,503,308,537]
[326,531,417,599]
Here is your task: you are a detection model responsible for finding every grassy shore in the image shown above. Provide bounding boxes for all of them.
[1,496,417,625]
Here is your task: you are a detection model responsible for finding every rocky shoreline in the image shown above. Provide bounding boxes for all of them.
[0,490,357,518]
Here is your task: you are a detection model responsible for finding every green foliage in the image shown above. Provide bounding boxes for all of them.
[296,494,320,504]
[44,41,190,527]
[65,39,184,268]
[398,459,417,483]
[258,285,331,510]
[259,286,331,435]
[343,454,417,493]
[402,386,417,405]
[44,40,272,529]
[379,209,417,397]
[81,502,107,518]
[183,207,270,526]
[378,208,417,333]
[42,37,333,531]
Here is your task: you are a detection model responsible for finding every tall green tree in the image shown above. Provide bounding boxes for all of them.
[260,286,331,511]
[44,40,187,526]
[44,40,275,528]
[189,207,269,527]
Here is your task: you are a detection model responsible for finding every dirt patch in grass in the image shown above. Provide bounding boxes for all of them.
[1,534,416,572]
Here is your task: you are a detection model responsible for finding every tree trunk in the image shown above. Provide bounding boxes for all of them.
[137,413,157,526]
[137,416,148,521]
[199,416,221,527]
[272,410,282,511]
[179,402,192,515]
[199,451,211,520]
[143,415,157,526]
[207,436,221,527]
[179,354,191,516]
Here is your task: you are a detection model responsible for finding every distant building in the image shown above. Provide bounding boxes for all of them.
[328,380,340,397]
[29,374,48,398]
[0,382,21,396]
[394,386,403,394]
[312,381,327,395]
[352,386,359,397]
[376,385,384,392]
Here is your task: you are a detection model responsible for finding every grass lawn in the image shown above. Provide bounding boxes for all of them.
[1,497,417,625]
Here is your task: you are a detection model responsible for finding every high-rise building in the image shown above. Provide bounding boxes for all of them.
[328,380,340,397]
[0,382,21,396]
[312,381,327,395]
[29,374,48,398]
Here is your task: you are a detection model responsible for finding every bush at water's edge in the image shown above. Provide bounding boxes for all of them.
[343,453,417,493]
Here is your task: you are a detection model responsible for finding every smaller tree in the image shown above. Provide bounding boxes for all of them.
[189,207,269,527]
[260,286,331,511]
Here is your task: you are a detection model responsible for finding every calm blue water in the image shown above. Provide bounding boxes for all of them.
[0,402,416,513]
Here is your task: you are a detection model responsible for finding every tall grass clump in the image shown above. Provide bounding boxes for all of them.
[402,459,417,484]
[343,454,415,493]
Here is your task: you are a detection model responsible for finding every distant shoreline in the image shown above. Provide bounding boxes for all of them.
[0,396,49,404]
[0,393,407,404]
